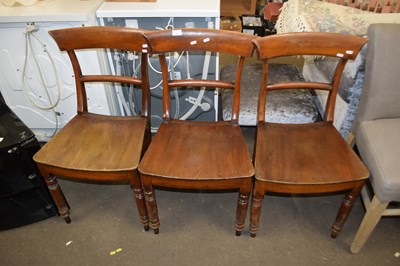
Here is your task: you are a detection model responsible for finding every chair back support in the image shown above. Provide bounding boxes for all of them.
[352,23,400,134]
[143,28,255,123]
[253,32,367,123]
[49,26,150,116]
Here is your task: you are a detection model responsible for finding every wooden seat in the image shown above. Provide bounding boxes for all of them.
[249,32,369,238]
[138,29,255,235]
[33,26,151,230]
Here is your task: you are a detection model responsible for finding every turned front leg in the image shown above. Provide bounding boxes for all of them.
[128,171,149,231]
[331,182,365,238]
[249,181,265,237]
[249,194,264,237]
[141,176,160,234]
[235,179,252,236]
[41,171,71,223]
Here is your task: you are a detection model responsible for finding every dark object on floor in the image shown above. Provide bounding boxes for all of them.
[0,99,56,231]
[249,32,369,241]
[33,26,152,230]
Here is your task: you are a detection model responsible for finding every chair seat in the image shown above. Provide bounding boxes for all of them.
[356,118,400,202]
[139,120,254,179]
[221,64,318,126]
[34,113,147,173]
[255,122,369,186]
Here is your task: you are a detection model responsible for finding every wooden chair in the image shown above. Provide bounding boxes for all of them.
[139,29,255,235]
[33,26,151,230]
[249,32,369,238]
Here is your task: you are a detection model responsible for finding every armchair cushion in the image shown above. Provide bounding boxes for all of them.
[221,64,318,125]
[356,118,400,202]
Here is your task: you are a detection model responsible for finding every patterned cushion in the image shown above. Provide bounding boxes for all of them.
[220,64,318,126]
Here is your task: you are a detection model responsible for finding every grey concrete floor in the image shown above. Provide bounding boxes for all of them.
[1,127,399,265]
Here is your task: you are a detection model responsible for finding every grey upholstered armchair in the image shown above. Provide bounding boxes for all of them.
[350,23,400,254]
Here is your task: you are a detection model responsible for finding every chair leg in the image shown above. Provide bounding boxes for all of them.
[141,176,160,234]
[128,171,149,231]
[249,181,265,238]
[331,181,365,238]
[235,179,252,236]
[350,196,388,254]
[40,170,71,223]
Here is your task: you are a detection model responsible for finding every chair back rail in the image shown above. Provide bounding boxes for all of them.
[49,26,150,116]
[143,28,255,122]
[253,32,367,123]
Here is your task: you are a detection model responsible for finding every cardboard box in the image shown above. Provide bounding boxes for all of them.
[264,2,283,23]
[220,16,242,32]
[240,15,266,36]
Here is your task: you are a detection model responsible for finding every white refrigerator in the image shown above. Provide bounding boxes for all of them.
[0,0,119,141]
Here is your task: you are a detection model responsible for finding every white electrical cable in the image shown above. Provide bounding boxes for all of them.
[166,17,174,29]
[132,51,138,77]
[22,31,61,110]
[129,53,136,114]
[133,61,161,91]
[186,51,191,79]
[150,114,163,133]
[121,51,137,115]
[173,88,180,118]
[128,52,139,115]
[22,27,60,137]
[179,22,214,120]
[147,52,184,75]
[179,51,211,120]
[169,56,180,119]
[147,52,185,92]
[114,50,132,116]
[150,78,164,91]
[128,85,137,115]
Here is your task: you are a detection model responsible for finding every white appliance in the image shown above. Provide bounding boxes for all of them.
[97,0,220,132]
[0,0,119,141]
